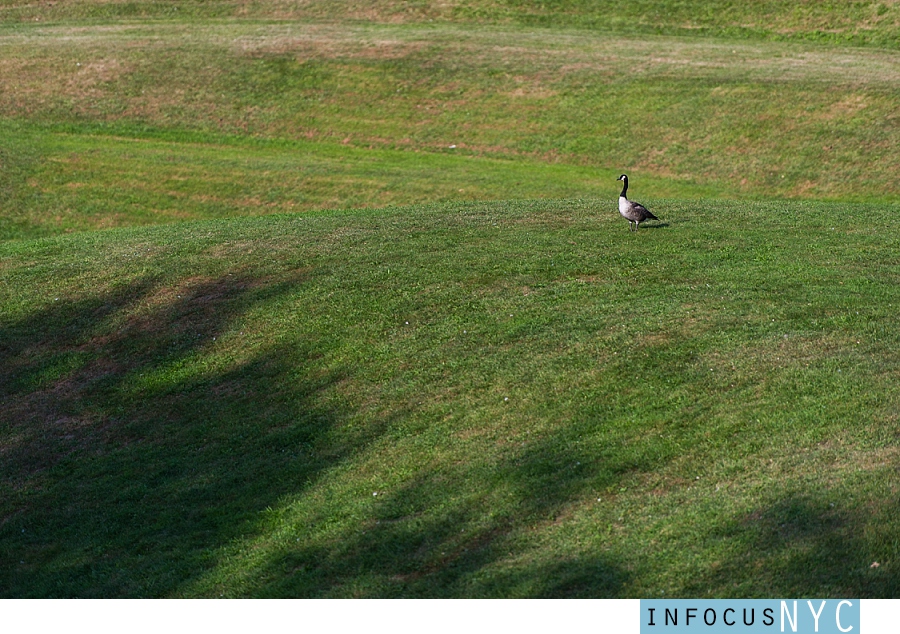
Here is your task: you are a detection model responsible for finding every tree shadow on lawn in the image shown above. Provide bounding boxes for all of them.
[238,416,649,597]
[240,428,898,597]
[0,271,360,597]
[250,465,632,598]
[678,491,900,598]
[240,387,899,598]
[5,268,891,597]
[0,268,633,597]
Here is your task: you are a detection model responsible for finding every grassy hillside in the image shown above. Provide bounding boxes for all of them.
[0,119,724,241]
[1,1,899,599]
[2,18,899,239]
[2,198,899,597]
[2,1,900,48]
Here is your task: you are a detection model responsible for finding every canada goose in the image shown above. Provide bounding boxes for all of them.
[617,174,658,231]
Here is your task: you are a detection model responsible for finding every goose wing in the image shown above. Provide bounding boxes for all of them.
[632,201,658,221]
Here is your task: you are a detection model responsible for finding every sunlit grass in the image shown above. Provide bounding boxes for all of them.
[0,121,723,240]
[2,19,900,235]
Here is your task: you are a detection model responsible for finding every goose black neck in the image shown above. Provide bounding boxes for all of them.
[619,176,628,198]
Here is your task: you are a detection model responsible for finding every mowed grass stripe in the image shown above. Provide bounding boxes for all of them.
[0,121,724,240]
[1,0,899,49]
[2,198,898,596]
[2,19,899,226]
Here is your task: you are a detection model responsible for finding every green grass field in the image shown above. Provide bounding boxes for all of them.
[3,199,899,597]
[1,1,899,597]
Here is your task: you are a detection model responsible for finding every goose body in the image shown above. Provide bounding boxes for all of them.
[617,174,658,231]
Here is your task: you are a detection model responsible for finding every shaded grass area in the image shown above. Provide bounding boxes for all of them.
[2,198,898,597]
[1,19,899,229]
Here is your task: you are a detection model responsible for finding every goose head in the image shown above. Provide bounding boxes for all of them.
[617,174,628,182]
